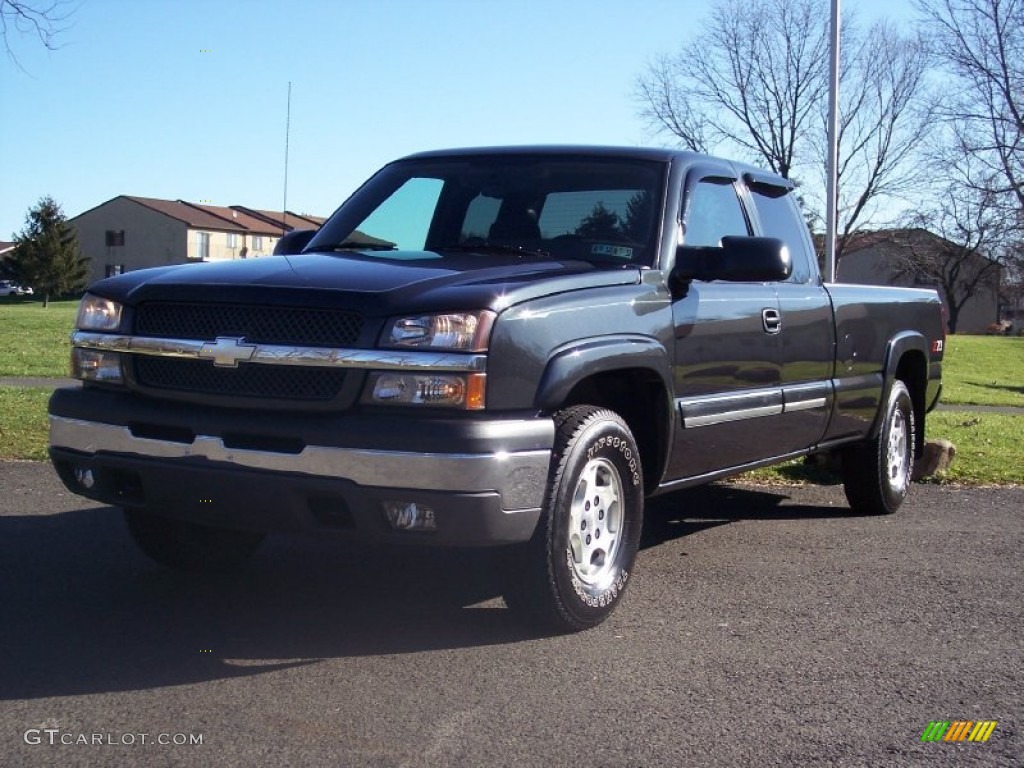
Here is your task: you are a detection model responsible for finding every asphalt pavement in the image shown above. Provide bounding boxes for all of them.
[0,460,1020,767]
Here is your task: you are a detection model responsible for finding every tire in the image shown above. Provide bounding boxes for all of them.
[503,406,644,632]
[124,510,265,573]
[841,380,916,515]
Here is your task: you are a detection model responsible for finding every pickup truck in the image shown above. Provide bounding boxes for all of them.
[49,146,944,631]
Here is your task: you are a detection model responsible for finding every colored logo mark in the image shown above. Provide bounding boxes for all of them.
[920,720,997,742]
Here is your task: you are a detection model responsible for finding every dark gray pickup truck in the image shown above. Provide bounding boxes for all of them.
[49,146,944,630]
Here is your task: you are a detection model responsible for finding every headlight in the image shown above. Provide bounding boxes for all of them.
[381,311,495,351]
[76,293,123,332]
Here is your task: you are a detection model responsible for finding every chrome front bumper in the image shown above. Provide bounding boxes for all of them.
[50,415,551,513]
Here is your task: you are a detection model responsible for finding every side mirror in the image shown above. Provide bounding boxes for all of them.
[273,229,317,255]
[671,236,791,287]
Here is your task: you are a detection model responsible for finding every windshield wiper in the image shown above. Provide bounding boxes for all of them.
[306,240,397,252]
[435,243,551,258]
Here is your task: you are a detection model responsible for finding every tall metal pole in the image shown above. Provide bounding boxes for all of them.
[825,0,840,283]
[283,81,292,234]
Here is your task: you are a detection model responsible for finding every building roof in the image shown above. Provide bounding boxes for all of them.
[71,196,326,234]
[181,203,285,235]
[124,197,247,231]
[229,206,327,231]
[841,228,961,255]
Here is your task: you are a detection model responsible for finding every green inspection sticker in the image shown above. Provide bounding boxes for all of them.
[591,244,634,259]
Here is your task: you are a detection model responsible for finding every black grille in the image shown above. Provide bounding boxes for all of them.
[134,357,346,401]
[135,302,363,347]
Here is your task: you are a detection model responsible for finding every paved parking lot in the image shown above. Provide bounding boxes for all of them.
[1,460,1020,767]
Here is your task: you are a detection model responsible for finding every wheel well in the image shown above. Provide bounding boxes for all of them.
[562,369,669,491]
[895,350,928,457]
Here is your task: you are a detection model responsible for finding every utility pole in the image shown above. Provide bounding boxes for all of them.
[825,0,840,283]
[283,81,292,235]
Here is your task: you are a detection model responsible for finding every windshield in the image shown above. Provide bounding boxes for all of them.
[308,155,666,266]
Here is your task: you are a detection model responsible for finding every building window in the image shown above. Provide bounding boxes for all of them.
[105,264,125,277]
[252,235,264,251]
[227,233,238,248]
[105,230,125,247]
[196,232,210,260]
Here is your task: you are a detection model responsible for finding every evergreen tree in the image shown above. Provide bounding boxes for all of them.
[5,196,89,306]
[622,190,653,242]
[577,202,622,240]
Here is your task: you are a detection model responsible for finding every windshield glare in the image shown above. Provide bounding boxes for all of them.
[309,157,665,266]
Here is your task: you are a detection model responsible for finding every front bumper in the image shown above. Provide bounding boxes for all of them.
[48,387,553,545]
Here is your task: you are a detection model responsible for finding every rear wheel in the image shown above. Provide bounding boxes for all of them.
[124,510,265,573]
[841,380,915,515]
[503,406,644,632]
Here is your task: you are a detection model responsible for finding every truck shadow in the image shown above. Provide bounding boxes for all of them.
[643,482,857,545]
[1,483,851,700]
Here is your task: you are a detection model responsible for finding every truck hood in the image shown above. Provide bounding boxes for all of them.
[93,250,643,314]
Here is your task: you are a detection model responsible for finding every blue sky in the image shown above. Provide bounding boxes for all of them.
[1,0,915,239]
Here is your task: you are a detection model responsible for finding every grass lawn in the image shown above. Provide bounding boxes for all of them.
[925,411,1024,485]
[0,388,51,462]
[940,335,1024,408]
[742,409,1023,487]
[0,298,78,378]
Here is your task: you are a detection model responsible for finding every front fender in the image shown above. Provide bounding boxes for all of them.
[534,335,672,411]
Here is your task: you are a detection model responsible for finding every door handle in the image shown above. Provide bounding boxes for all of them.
[762,308,782,334]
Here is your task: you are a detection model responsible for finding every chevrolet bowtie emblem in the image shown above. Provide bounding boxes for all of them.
[198,337,257,367]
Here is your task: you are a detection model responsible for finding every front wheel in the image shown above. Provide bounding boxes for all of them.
[124,510,265,573]
[503,406,644,632]
[841,380,916,515]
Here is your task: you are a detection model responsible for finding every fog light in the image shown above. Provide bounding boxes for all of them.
[368,372,486,409]
[74,467,95,489]
[71,348,124,383]
[382,502,437,531]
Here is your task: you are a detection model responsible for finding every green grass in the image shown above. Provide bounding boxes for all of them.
[742,410,1022,487]
[924,411,1024,485]
[941,335,1024,408]
[0,298,77,377]
[0,388,51,461]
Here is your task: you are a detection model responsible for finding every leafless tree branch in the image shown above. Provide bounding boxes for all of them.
[1,0,76,67]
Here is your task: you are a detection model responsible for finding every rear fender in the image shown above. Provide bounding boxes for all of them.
[869,332,929,442]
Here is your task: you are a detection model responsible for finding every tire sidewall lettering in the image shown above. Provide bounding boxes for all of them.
[585,432,641,488]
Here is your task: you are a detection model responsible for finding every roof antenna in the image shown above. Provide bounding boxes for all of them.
[282,81,291,235]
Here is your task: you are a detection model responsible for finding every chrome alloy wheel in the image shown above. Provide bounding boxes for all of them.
[567,456,623,586]
[885,406,910,491]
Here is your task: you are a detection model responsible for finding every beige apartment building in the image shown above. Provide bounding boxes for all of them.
[71,196,325,285]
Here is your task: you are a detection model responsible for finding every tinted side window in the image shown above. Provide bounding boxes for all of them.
[684,179,750,246]
[749,185,815,283]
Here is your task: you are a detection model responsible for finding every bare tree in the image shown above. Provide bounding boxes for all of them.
[915,0,1024,213]
[635,0,934,255]
[827,21,936,257]
[0,0,74,63]
[891,166,1010,332]
[635,0,829,179]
